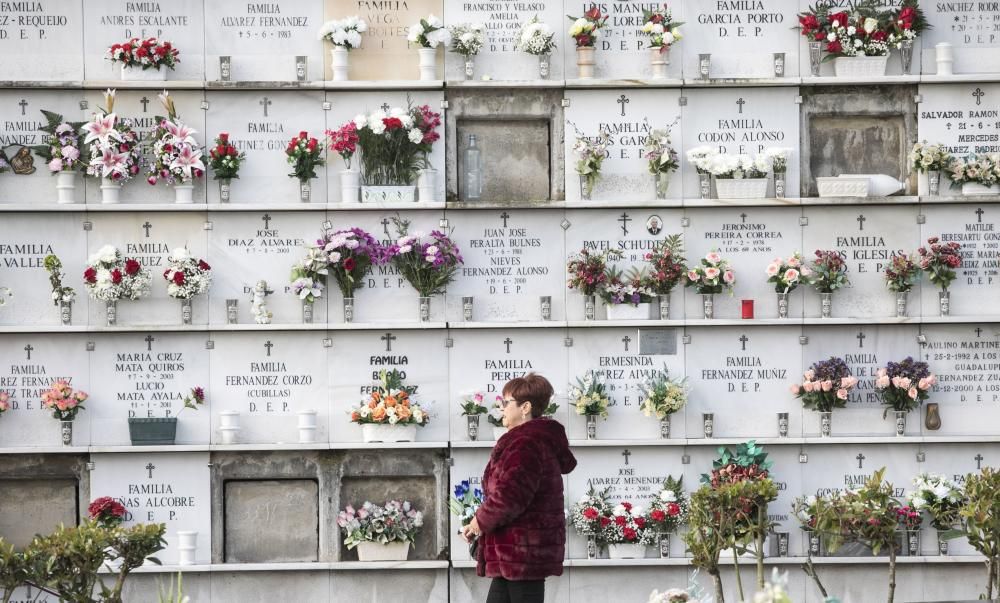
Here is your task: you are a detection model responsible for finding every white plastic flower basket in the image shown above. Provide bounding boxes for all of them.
[361,423,417,442]
[714,177,768,199]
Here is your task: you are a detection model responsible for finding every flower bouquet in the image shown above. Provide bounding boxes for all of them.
[638,367,686,438]
[338,500,424,561]
[884,254,920,317]
[449,23,484,79]
[408,14,451,80]
[600,266,655,319]
[948,153,1000,195]
[82,89,142,203]
[644,234,686,319]
[162,247,212,324]
[909,142,952,195]
[88,496,127,528]
[875,357,935,434]
[570,370,610,439]
[449,479,484,531]
[686,146,716,198]
[889,2,929,73]
[797,4,835,75]
[765,147,793,198]
[685,251,735,319]
[918,236,962,315]
[0,391,10,417]
[318,16,367,81]
[909,473,966,554]
[705,151,772,199]
[516,15,557,78]
[349,369,429,442]
[128,386,204,446]
[641,6,683,78]
[389,217,463,320]
[603,500,656,559]
[766,253,810,318]
[43,254,77,325]
[571,487,612,557]
[459,392,489,441]
[83,245,150,326]
[567,7,608,78]
[821,7,895,76]
[31,110,85,204]
[647,476,687,557]
[41,379,88,445]
[320,227,386,322]
[809,249,849,318]
[567,247,623,319]
[326,121,361,202]
[208,132,245,202]
[146,92,205,204]
[791,357,859,436]
[107,37,179,80]
[569,123,610,200]
[645,119,680,198]
[285,131,324,202]
[290,244,329,322]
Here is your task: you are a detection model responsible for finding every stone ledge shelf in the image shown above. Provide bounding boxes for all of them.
[0,322,450,334]
[452,556,984,569]
[681,77,802,88]
[100,560,450,574]
[0,202,447,212]
[803,75,921,86]
[451,435,1000,449]
[0,442,450,455]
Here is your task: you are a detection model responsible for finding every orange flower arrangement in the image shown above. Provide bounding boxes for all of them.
[350,369,429,426]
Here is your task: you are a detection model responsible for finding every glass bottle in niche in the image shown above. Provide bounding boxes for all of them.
[464,134,482,201]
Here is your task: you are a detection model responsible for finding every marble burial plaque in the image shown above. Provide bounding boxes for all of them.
[82,0,205,81]
[0,333,91,447]
[88,333,210,445]
[685,325,802,438]
[920,324,1000,437]
[204,90,327,204]
[446,209,567,322]
[0,212,87,327]
[207,211,319,325]
[443,0,566,80]
[683,0,799,78]
[563,208,685,321]
[564,89,684,201]
[681,87,799,198]
[205,0,324,81]
[917,84,1000,156]
[86,213,210,326]
[683,207,803,320]
[921,3,1000,74]
[920,204,1000,317]
[328,329,449,443]
[0,91,86,203]
[0,1,85,81]
[801,324,921,437]
[801,444,918,501]
[209,333,329,444]
[566,327,684,440]
[325,91,446,203]
[802,206,920,319]
[90,452,211,564]
[449,448,490,561]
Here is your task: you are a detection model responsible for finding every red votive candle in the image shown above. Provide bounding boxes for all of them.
[741,299,754,319]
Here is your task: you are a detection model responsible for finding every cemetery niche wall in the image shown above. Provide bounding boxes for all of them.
[0,1,999,602]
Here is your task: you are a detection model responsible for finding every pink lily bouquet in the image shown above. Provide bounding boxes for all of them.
[147,92,205,199]
[82,89,143,193]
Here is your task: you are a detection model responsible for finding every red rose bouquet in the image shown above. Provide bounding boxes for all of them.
[162,247,212,300]
[918,236,962,290]
[286,131,324,183]
[209,132,246,180]
[567,7,608,48]
[83,244,150,302]
[647,476,687,534]
[106,37,179,71]
[88,496,127,527]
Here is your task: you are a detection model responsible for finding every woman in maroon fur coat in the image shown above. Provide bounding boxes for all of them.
[461,373,577,603]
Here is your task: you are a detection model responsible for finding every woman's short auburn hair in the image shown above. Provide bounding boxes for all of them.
[502,373,554,418]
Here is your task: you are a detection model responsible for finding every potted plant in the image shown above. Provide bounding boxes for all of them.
[570,486,612,558]
[32,110,85,204]
[909,141,952,196]
[407,14,450,80]
[645,234,686,319]
[640,6,683,78]
[290,243,329,323]
[706,151,772,199]
[808,249,849,318]
[320,227,387,322]
[82,89,143,204]
[646,476,687,557]
[449,23,484,79]
[388,217,463,321]
[567,247,621,320]
[685,251,736,319]
[318,16,367,81]
[958,467,1000,599]
[40,379,87,446]
[644,119,680,198]
[349,369,429,442]
[285,131,324,202]
[326,121,360,203]
[163,248,212,324]
[908,473,966,555]
[146,92,205,204]
[600,265,655,320]
[107,37,179,81]
[638,367,687,438]
[791,356,859,436]
[766,253,809,318]
[569,122,610,200]
[884,254,920,317]
[875,357,936,436]
[567,7,607,79]
[949,154,1000,195]
[570,370,610,439]
[43,254,77,325]
[208,132,245,202]
[128,386,204,446]
[603,500,655,559]
[83,245,151,326]
[459,392,489,441]
[338,500,424,561]
[516,15,557,78]
[918,236,962,315]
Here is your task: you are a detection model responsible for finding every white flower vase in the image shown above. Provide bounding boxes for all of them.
[538,54,551,79]
[935,43,954,76]
[173,183,194,204]
[121,65,167,81]
[330,47,350,81]
[55,171,77,204]
[361,423,417,443]
[177,531,197,566]
[340,169,360,203]
[464,57,475,80]
[576,47,596,79]
[833,55,889,77]
[100,178,122,204]
[820,411,833,437]
[962,182,999,196]
[649,47,669,79]
[298,409,318,443]
[218,411,240,444]
[417,168,436,202]
[714,177,769,199]
[608,543,647,559]
[299,180,312,202]
[60,420,73,446]
[418,48,437,81]
[180,298,193,325]
[356,541,410,561]
[605,303,651,320]
[895,411,907,436]
[219,178,232,202]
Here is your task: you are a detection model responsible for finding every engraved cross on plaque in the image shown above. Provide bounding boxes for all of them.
[381,217,391,236]
[142,221,152,237]
[857,214,866,231]
[736,97,746,114]
[145,335,155,351]
[973,87,985,106]
[140,96,150,112]
[381,332,396,352]
[23,344,33,360]
[18,99,28,116]
[146,463,156,478]
[617,94,629,117]
[739,334,748,351]
[740,212,747,224]
[503,337,513,353]
[621,448,632,465]
[856,331,866,348]
[622,335,631,351]
[975,327,983,338]
[500,212,510,228]
[264,340,273,356]
[618,212,631,236]
[381,102,391,113]
[262,214,272,229]
[260,97,272,117]
[975,453,984,469]
[976,207,985,223]
[856,453,866,469]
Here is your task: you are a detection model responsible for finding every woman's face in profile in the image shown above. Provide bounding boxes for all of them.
[500,392,528,428]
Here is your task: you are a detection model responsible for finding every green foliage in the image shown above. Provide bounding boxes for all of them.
[960,467,1000,599]
[700,440,773,486]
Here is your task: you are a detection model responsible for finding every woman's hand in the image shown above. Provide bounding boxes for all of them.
[461,516,481,543]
